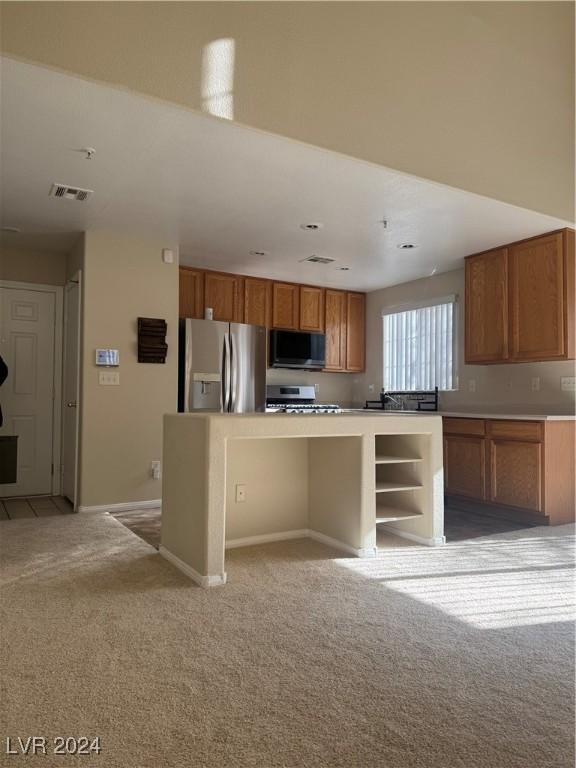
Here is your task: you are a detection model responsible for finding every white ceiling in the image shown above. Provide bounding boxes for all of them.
[1,57,571,291]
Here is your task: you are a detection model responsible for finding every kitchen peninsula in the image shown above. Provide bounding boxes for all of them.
[160,412,445,586]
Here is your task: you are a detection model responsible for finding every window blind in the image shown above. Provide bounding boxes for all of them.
[383,300,455,391]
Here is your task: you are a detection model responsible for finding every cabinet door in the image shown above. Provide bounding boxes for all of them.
[444,436,486,499]
[244,278,271,328]
[179,268,204,318]
[324,289,347,371]
[204,272,243,323]
[272,282,300,329]
[509,233,566,360]
[299,286,325,332]
[345,292,365,371]
[465,249,508,362]
[489,439,542,511]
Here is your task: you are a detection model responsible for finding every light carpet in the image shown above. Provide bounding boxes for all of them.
[0,513,574,768]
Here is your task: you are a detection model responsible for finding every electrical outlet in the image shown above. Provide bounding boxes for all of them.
[468,379,476,393]
[150,460,161,480]
[561,376,576,391]
[235,484,246,503]
[531,377,540,392]
[99,370,120,385]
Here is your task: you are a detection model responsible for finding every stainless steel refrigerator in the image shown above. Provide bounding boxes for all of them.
[178,319,267,413]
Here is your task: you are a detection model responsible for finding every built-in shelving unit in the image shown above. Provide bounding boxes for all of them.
[375,507,424,523]
[375,455,423,465]
[374,435,427,533]
[376,481,423,493]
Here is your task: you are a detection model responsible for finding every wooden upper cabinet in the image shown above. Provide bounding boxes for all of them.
[244,278,271,328]
[299,286,325,332]
[179,267,204,318]
[509,232,571,361]
[324,289,347,371]
[464,229,575,364]
[465,249,508,362]
[204,272,243,323]
[272,282,300,330]
[345,292,366,372]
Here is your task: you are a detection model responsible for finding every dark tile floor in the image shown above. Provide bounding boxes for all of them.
[0,495,73,520]
[109,503,536,552]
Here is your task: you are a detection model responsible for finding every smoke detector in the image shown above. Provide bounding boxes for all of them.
[49,183,93,202]
[300,222,324,231]
[300,255,335,265]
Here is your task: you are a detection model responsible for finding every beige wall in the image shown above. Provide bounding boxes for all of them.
[78,231,179,507]
[1,2,573,220]
[353,268,576,412]
[0,245,67,285]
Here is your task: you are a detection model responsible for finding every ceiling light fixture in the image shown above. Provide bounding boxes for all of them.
[338,267,350,271]
[300,222,324,231]
[249,250,268,257]
[397,243,419,249]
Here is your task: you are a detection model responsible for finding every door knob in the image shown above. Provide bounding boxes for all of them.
[66,401,77,408]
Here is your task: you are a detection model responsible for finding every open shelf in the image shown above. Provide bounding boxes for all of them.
[375,455,423,465]
[375,507,424,523]
[375,481,423,493]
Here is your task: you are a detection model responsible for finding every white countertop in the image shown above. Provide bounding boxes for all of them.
[347,409,575,421]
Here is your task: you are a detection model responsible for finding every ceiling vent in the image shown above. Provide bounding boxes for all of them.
[300,255,335,265]
[49,183,93,202]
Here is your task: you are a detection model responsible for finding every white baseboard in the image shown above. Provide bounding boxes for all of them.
[386,528,446,547]
[159,545,227,587]
[78,499,162,514]
[307,529,377,558]
[225,529,309,549]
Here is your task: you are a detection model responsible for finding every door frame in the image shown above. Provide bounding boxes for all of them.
[0,280,63,495]
[62,271,82,510]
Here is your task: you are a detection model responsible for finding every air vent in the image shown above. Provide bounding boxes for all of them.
[300,255,335,265]
[49,183,93,202]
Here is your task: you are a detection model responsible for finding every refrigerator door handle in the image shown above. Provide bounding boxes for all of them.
[230,331,237,412]
[221,334,230,411]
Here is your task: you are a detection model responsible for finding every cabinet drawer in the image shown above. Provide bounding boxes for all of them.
[443,418,486,436]
[487,420,543,442]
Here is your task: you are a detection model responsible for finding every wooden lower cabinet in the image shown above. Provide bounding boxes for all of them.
[489,439,542,512]
[443,418,575,525]
[444,435,486,499]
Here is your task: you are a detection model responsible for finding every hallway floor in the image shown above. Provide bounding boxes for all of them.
[0,495,73,519]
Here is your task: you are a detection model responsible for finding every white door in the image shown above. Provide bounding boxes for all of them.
[0,286,56,496]
[62,277,80,506]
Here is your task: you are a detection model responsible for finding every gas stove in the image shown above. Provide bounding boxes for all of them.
[266,403,342,414]
[265,384,342,414]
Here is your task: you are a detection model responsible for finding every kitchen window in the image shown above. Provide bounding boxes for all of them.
[383,297,457,391]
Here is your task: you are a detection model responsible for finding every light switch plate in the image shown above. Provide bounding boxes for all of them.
[99,370,120,386]
[235,484,246,503]
[468,379,476,393]
[561,376,576,391]
[531,377,540,392]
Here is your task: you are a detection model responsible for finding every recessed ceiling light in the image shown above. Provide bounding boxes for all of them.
[397,243,419,249]
[249,250,268,257]
[1,226,21,233]
[300,222,324,231]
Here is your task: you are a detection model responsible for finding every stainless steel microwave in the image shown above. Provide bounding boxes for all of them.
[269,329,326,369]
